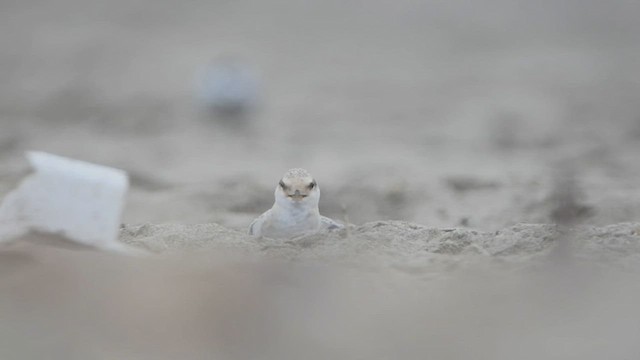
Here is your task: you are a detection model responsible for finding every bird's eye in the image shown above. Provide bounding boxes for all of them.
[309,181,316,189]
[279,180,286,188]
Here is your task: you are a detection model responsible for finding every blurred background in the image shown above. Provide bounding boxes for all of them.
[2,0,640,230]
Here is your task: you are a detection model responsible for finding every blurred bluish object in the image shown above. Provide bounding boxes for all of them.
[197,58,259,118]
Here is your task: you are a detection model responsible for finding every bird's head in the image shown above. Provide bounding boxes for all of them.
[274,168,320,207]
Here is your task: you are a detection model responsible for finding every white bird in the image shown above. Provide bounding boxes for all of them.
[249,168,342,238]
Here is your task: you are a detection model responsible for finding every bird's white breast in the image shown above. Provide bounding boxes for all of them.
[261,203,321,238]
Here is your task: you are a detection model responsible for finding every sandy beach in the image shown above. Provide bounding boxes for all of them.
[1,0,640,358]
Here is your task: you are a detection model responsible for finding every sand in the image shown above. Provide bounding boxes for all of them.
[1,223,640,359]
[2,0,640,358]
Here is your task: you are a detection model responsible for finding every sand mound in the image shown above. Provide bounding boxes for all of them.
[120,223,254,253]
[119,221,640,270]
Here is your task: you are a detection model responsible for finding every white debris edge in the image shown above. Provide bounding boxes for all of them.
[0,151,134,253]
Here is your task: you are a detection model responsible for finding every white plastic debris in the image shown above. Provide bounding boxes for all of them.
[0,151,130,252]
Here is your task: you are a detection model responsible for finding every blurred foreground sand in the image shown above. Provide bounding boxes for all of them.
[1,223,640,359]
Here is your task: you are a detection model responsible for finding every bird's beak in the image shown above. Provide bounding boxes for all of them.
[288,189,307,200]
